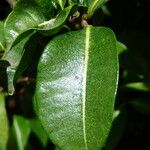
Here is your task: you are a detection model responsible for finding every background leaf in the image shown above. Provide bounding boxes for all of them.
[12,116,31,150]
[116,41,127,55]
[0,92,9,150]
[87,0,106,18]
[34,26,118,149]
[125,82,150,92]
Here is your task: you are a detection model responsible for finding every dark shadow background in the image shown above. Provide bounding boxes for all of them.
[102,0,150,150]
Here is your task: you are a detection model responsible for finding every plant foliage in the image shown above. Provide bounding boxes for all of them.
[1,0,149,149]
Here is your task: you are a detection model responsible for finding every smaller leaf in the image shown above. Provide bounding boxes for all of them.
[36,5,77,35]
[12,116,31,150]
[4,0,55,50]
[101,5,111,16]
[30,118,48,147]
[125,82,150,92]
[116,41,127,55]
[4,1,74,51]
[87,0,106,18]
[0,92,9,150]
[2,31,34,95]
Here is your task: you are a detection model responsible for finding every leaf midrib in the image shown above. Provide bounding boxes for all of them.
[82,26,91,150]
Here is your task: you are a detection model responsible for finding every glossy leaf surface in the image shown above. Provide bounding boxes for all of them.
[4,0,75,51]
[4,0,56,50]
[0,93,9,150]
[36,5,77,35]
[2,4,76,95]
[35,26,118,149]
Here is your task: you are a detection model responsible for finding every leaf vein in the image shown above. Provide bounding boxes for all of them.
[82,26,91,150]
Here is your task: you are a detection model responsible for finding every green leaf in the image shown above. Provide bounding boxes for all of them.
[34,0,57,17]
[3,4,75,95]
[0,21,6,51]
[12,116,31,150]
[2,31,34,95]
[0,92,9,150]
[125,82,150,92]
[30,118,48,147]
[34,26,118,149]
[36,5,77,35]
[4,0,55,50]
[87,0,106,18]
[101,5,111,16]
[4,0,75,51]
[116,41,127,55]
[3,31,34,68]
